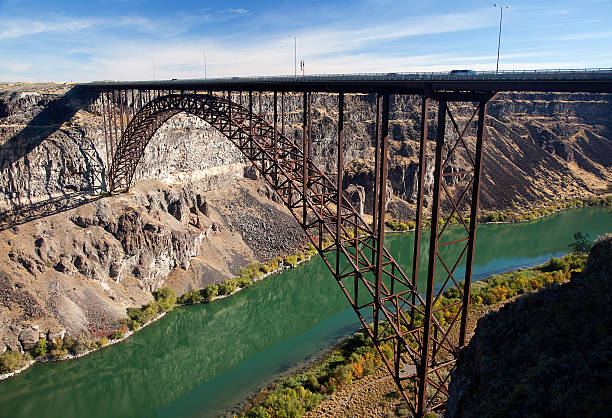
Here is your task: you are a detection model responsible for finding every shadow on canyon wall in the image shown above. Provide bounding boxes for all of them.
[0,87,105,230]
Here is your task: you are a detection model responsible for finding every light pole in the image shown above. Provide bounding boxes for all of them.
[289,34,300,77]
[494,3,510,73]
[201,49,207,79]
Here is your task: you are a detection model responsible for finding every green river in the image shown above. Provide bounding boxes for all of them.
[0,207,610,418]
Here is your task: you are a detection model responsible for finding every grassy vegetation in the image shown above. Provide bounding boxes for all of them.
[0,350,28,374]
[385,196,611,232]
[176,244,320,307]
[244,331,385,417]
[483,196,612,223]
[242,252,590,416]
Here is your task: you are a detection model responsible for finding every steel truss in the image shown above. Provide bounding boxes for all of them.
[95,88,497,416]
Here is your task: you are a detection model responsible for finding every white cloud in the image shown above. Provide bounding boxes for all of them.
[0,19,94,40]
[226,9,248,15]
[549,31,612,41]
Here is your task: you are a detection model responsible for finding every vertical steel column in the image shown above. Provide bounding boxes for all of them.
[459,100,488,346]
[373,93,390,341]
[273,91,278,186]
[101,92,110,185]
[111,91,119,163]
[131,90,135,118]
[119,90,125,136]
[336,93,344,277]
[302,92,309,225]
[418,100,447,416]
[411,94,430,324]
[281,92,285,136]
[372,93,382,244]
[228,90,232,138]
[249,91,253,153]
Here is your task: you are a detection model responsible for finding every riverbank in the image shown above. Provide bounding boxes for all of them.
[0,207,609,417]
[385,195,611,232]
[240,252,589,417]
[0,243,321,381]
[1,202,606,381]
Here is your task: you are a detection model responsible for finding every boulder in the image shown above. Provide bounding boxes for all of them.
[18,328,39,351]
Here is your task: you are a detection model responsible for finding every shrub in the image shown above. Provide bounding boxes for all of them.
[110,329,125,340]
[236,276,252,288]
[218,279,238,296]
[34,338,48,357]
[0,350,23,374]
[284,254,299,267]
[50,348,68,360]
[333,364,354,388]
[178,289,204,304]
[73,336,93,355]
[152,286,177,312]
[248,386,322,417]
[541,257,570,273]
[62,335,77,354]
[202,284,218,302]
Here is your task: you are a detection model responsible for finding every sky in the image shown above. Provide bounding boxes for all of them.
[1,0,611,82]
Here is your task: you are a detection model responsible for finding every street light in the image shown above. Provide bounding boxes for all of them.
[493,3,510,73]
[289,34,300,77]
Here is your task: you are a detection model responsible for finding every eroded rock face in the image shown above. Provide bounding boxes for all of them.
[0,178,306,341]
[447,236,612,417]
[585,233,612,276]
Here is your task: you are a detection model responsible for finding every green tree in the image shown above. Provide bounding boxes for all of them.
[34,338,48,357]
[569,231,591,254]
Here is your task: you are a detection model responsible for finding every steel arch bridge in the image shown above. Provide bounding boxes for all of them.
[80,70,612,416]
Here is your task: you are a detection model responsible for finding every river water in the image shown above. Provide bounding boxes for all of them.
[0,207,610,418]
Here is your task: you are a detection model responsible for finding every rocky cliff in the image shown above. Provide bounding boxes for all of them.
[0,83,610,353]
[446,235,612,417]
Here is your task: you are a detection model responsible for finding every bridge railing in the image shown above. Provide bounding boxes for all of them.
[84,67,612,87]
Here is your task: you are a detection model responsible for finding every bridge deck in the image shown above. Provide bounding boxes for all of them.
[80,68,612,93]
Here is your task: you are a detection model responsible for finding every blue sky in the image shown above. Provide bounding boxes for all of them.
[1,0,611,82]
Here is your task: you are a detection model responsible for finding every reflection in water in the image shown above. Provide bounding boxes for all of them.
[0,208,610,418]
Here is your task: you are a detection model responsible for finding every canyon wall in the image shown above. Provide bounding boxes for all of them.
[0,83,610,352]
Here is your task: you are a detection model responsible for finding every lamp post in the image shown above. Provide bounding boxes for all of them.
[493,3,510,73]
[289,34,300,77]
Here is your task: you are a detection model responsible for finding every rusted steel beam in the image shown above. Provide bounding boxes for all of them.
[459,100,488,346]
[302,92,309,225]
[372,94,382,248]
[373,92,390,342]
[411,94,429,325]
[273,91,278,187]
[336,93,344,278]
[101,92,110,184]
[418,99,447,416]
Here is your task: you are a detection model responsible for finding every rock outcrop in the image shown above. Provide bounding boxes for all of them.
[446,236,612,417]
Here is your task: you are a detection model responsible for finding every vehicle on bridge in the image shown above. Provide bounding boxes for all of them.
[450,69,476,75]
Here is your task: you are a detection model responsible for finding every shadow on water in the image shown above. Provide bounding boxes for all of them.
[0,86,104,229]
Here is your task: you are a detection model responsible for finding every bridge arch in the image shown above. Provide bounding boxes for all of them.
[108,93,265,191]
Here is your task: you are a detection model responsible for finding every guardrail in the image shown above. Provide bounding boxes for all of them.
[84,67,612,86]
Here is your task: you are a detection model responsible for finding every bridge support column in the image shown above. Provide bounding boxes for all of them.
[411,93,430,326]
[416,92,497,416]
[373,93,390,342]
[336,93,344,277]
